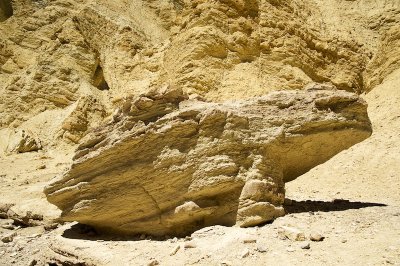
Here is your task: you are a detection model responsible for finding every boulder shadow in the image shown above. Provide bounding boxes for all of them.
[284,198,387,214]
[60,199,387,241]
[61,223,171,242]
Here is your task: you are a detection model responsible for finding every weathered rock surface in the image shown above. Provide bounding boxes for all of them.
[0,0,395,153]
[45,86,371,236]
[6,129,42,153]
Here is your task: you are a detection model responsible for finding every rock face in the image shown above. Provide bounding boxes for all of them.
[6,129,42,153]
[45,86,371,236]
[0,0,395,151]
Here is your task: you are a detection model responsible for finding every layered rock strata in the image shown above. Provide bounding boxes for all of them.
[45,86,371,236]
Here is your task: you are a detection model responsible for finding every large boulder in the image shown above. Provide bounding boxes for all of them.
[44,86,371,236]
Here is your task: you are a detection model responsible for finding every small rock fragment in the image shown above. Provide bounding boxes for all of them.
[240,248,250,258]
[341,239,347,243]
[310,232,324,242]
[220,261,232,266]
[184,241,197,249]
[286,247,295,252]
[147,259,159,266]
[300,242,310,250]
[278,226,306,241]
[256,245,268,253]
[170,244,180,256]
[44,223,59,231]
[29,259,37,266]
[1,224,15,230]
[37,164,46,170]
[1,233,15,243]
[243,237,257,244]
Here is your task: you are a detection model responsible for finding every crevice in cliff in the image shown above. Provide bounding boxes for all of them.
[139,184,162,224]
[92,64,109,91]
[0,0,13,22]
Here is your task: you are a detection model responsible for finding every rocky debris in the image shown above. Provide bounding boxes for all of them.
[29,259,38,266]
[278,226,306,241]
[46,243,96,266]
[240,248,250,258]
[184,241,197,249]
[37,164,46,170]
[0,204,44,227]
[310,232,325,242]
[0,219,15,230]
[169,244,180,256]
[256,245,268,253]
[300,242,311,250]
[44,222,59,231]
[242,238,257,244]
[1,232,16,243]
[62,95,106,144]
[45,87,371,236]
[0,204,13,218]
[6,129,42,153]
[286,247,296,252]
[147,259,159,266]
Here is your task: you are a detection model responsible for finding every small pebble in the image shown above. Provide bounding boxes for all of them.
[184,241,196,249]
[256,245,268,253]
[220,261,232,266]
[1,224,15,230]
[279,226,306,241]
[300,242,310,250]
[310,233,324,242]
[147,259,159,266]
[1,234,15,243]
[37,165,46,170]
[341,239,347,243]
[286,247,295,252]
[9,252,18,257]
[243,238,257,244]
[29,259,37,266]
[240,248,250,258]
[44,223,59,231]
[170,244,180,256]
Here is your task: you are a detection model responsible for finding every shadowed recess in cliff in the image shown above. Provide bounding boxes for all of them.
[0,0,13,22]
[92,64,110,91]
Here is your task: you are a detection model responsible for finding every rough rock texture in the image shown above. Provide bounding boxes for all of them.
[45,86,371,236]
[2,0,400,265]
[6,129,42,154]
[0,0,386,152]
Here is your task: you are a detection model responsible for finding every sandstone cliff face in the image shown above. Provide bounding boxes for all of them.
[45,87,371,236]
[1,0,394,151]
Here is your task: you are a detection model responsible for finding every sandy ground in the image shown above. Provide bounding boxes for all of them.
[0,71,400,265]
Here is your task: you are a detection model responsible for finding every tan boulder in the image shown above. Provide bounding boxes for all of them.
[44,86,371,236]
[6,129,42,153]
